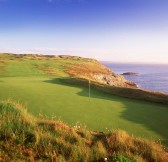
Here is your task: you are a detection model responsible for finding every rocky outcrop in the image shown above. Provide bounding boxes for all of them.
[92,73,137,88]
[65,58,137,88]
[122,72,138,75]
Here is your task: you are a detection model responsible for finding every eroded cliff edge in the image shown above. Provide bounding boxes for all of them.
[0,53,137,88]
[63,56,137,88]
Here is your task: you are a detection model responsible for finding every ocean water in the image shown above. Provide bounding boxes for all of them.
[102,62,168,94]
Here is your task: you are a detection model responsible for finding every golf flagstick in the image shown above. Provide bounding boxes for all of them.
[89,79,90,101]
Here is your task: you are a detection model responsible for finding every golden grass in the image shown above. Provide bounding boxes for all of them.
[106,130,168,161]
[0,100,167,162]
[65,62,110,79]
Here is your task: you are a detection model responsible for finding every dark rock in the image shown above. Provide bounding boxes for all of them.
[122,72,138,75]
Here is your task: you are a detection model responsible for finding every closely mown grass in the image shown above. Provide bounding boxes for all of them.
[1,76,168,145]
[0,100,167,162]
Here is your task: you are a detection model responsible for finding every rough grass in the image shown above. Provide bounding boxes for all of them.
[63,77,168,104]
[0,100,167,162]
[0,53,98,77]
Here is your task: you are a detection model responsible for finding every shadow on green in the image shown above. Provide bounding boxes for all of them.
[44,77,168,146]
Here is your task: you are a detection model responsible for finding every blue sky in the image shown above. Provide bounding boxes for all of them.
[0,0,168,63]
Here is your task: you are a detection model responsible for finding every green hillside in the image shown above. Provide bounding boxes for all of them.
[0,53,168,147]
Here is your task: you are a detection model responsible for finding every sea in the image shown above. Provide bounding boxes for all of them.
[102,62,168,94]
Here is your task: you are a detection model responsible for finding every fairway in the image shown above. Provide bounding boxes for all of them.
[0,76,168,145]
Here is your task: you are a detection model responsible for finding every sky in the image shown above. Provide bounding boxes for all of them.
[0,0,168,63]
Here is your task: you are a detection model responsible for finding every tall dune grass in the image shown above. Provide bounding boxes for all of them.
[0,100,167,162]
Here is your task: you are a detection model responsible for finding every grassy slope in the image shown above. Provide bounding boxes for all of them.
[0,100,167,162]
[0,54,168,147]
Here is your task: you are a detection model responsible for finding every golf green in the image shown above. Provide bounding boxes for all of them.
[0,76,168,145]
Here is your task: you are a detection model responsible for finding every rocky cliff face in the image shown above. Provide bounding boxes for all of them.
[65,57,137,88]
[92,73,137,88]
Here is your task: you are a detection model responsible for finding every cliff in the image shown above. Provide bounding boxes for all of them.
[61,56,137,88]
[0,53,137,88]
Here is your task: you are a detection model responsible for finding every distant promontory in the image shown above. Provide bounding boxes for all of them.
[122,72,138,75]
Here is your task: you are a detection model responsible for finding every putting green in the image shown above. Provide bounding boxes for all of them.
[0,76,168,145]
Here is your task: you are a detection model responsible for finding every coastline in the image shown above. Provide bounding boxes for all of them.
[102,62,168,94]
